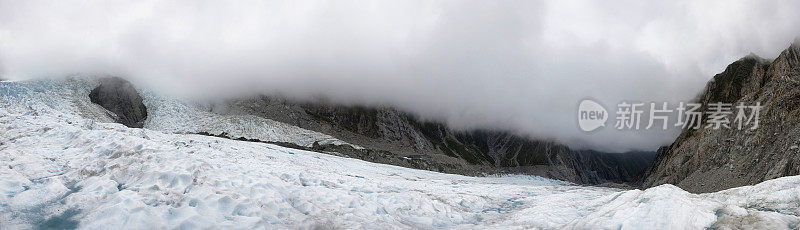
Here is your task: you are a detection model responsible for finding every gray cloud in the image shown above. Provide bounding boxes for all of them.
[1,0,799,152]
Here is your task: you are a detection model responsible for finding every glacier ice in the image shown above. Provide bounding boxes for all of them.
[0,78,798,229]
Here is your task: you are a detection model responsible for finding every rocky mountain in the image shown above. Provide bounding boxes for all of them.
[221,96,651,184]
[642,42,800,193]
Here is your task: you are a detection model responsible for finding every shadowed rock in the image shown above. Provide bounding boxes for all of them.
[89,77,148,128]
[642,43,800,193]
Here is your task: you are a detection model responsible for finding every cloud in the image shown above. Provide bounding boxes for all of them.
[1,0,799,152]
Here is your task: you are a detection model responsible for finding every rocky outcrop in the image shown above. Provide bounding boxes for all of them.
[88,77,148,128]
[642,43,800,193]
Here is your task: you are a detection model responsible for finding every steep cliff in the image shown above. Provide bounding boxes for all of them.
[643,43,800,193]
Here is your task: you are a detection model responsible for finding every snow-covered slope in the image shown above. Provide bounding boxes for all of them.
[1,78,799,229]
[0,76,358,149]
[142,89,357,148]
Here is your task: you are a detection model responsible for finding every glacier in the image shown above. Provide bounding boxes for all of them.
[0,77,798,229]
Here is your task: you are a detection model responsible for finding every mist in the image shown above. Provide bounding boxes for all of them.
[2,0,799,152]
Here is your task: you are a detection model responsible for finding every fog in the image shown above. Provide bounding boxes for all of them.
[2,0,799,152]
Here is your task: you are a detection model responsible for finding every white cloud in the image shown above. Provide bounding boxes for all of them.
[1,0,798,151]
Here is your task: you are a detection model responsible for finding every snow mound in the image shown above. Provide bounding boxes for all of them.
[1,78,799,229]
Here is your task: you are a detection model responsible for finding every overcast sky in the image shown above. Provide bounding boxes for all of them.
[2,0,799,152]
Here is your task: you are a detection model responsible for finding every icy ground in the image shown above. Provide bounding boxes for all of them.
[1,78,799,229]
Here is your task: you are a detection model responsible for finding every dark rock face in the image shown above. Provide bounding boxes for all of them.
[642,43,800,193]
[224,96,651,184]
[89,77,148,128]
[571,150,656,184]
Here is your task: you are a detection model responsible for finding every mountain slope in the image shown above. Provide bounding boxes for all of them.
[643,43,800,193]
[2,76,650,185]
[225,96,644,183]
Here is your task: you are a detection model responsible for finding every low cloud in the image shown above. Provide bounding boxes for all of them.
[1,0,799,152]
